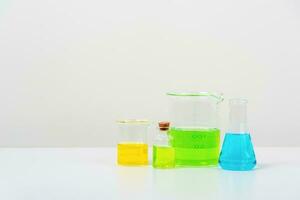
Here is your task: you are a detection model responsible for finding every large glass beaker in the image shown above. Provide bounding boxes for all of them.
[167,92,224,167]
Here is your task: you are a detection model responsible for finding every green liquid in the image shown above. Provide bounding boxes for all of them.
[153,145,175,169]
[169,127,220,166]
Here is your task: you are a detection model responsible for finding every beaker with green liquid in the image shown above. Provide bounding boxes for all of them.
[167,92,224,167]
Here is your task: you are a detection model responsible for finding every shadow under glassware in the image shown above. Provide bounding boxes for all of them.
[218,170,256,200]
[152,168,219,199]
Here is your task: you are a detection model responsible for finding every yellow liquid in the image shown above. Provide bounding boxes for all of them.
[153,145,175,169]
[117,143,148,166]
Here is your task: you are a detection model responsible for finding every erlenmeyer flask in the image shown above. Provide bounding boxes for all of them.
[219,99,256,171]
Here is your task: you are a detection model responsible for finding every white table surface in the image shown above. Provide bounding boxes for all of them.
[0,147,299,200]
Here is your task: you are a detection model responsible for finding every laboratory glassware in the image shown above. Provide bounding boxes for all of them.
[167,92,224,166]
[219,99,256,171]
[117,119,149,166]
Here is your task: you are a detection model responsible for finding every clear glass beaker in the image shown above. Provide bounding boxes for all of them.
[219,99,256,171]
[116,119,150,166]
[167,92,224,167]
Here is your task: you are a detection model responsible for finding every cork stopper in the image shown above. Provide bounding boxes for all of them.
[158,121,170,131]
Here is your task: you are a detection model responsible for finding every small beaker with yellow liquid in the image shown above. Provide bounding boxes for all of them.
[116,120,149,166]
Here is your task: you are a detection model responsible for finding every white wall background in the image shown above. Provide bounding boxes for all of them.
[0,0,299,147]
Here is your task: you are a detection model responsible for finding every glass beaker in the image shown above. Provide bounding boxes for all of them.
[116,119,150,166]
[167,92,224,167]
[219,99,256,171]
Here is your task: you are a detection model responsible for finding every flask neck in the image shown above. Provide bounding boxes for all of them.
[159,129,168,134]
[228,99,249,133]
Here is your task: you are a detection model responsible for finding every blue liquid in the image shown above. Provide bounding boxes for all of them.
[219,133,256,171]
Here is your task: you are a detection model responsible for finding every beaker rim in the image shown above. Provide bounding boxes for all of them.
[166,92,224,101]
[116,119,150,125]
